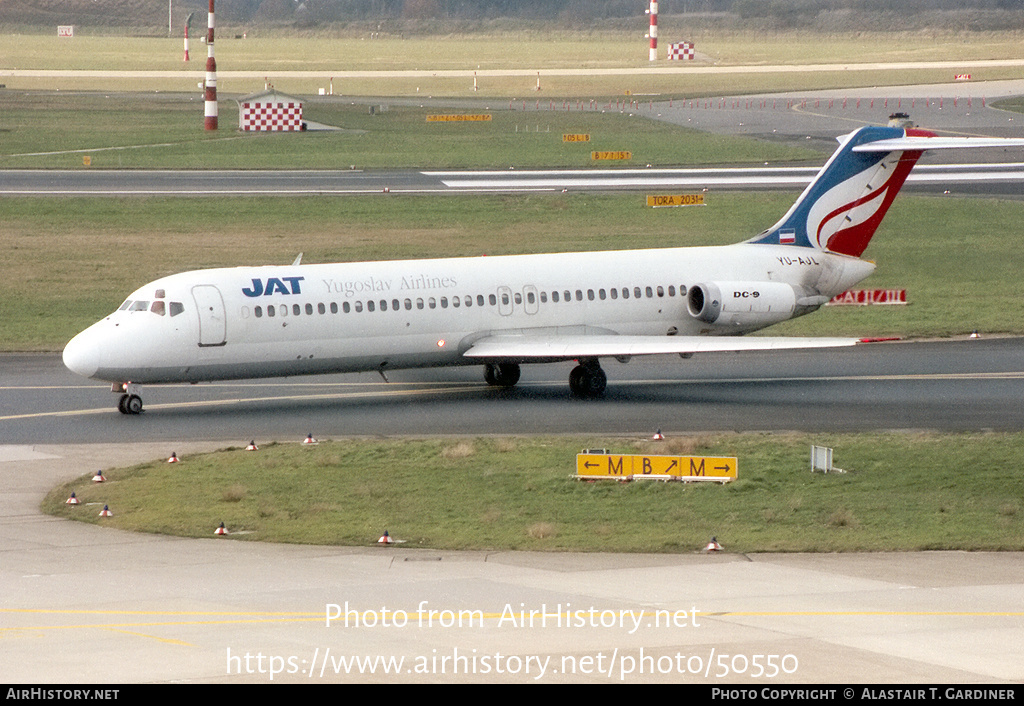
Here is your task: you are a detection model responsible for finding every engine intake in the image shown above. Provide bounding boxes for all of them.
[687,281,799,328]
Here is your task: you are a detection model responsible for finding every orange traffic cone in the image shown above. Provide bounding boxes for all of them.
[703,536,723,552]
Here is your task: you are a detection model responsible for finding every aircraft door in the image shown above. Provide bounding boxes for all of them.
[192,285,227,347]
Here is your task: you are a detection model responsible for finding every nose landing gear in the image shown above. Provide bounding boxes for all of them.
[114,383,144,415]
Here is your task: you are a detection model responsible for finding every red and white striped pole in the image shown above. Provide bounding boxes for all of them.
[204,0,218,130]
[183,25,190,61]
[648,1,658,61]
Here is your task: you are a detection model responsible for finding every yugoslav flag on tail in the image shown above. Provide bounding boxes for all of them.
[749,125,1024,257]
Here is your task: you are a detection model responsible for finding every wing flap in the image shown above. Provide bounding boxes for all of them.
[463,334,859,360]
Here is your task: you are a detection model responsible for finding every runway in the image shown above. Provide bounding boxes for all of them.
[3,81,1024,684]
[4,162,1024,196]
[5,337,1024,443]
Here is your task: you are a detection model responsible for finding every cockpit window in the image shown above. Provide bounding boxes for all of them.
[150,301,166,316]
[129,301,150,312]
[119,300,132,311]
[169,302,184,317]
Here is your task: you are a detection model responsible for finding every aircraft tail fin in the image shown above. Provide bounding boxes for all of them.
[747,125,934,257]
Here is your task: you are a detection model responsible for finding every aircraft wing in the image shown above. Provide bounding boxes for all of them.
[463,334,859,361]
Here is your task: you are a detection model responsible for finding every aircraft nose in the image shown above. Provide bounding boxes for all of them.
[63,329,100,379]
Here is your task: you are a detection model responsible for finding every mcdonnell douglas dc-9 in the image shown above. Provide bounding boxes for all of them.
[63,124,1024,414]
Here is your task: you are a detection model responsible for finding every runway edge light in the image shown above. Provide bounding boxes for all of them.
[66,492,79,505]
[215,522,229,535]
[99,505,113,517]
[92,470,106,483]
[168,452,179,463]
[378,530,393,546]
[703,536,722,552]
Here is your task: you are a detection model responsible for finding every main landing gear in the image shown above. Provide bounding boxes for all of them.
[483,360,608,397]
[114,383,144,415]
[568,359,606,398]
[484,363,521,387]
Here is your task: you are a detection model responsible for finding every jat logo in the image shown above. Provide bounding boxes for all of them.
[242,277,305,297]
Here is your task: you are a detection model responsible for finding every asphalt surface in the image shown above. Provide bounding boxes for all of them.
[4,337,1024,443]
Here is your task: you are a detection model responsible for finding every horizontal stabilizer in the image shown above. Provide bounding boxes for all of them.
[464,334,859,361]
[852,136,1024,152]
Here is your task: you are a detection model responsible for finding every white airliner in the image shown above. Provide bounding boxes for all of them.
[63,124,1024,413]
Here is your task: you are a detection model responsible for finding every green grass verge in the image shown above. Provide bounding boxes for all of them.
[41,434,1024,553]
[0,93,821,169]
[6,192,1024,351]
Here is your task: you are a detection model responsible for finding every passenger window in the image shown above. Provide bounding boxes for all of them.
[255,306,263,318]
[441,297,448,308]
[355,301,363,313]
[622,288,629,299]
[306,303,314,315]
[267,306,276,318]
[367,301,375,312]
[465,296,472,307]
[417,298,425,310]
[318,303,326,314]
[668,286,675,297]
[501,293,510,305]
[489,294,496,306]
[575,290,583,301]
[634,287,642,299]
[598,289,606,300]
[552,291,560,303]
[343,302,350,313]
[610,288,617,300]
[452,297,460,308]
[587,289,595,301]
[646,287,653,298]
[476,295,484,306]
[539,292,547,303]
[293,304,301,316]
[331,302,339,314]
[428,298,436,309]
[405,299,412,310]
[393,299,400,311]
[657,286,664,297]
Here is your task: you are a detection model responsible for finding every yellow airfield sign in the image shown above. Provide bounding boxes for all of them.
[426,114,492,122]
[646,193,706,208]
[576,453,736,482]
[563,133,591,142]
[592,150,632,161]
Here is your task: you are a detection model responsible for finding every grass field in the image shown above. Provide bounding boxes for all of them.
[0,93,820,169]
[2,30,1024,95]
[6,192,1024,351]
[42,433,1024,553]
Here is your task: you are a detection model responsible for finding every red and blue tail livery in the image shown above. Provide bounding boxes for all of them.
[748,125,1018,256]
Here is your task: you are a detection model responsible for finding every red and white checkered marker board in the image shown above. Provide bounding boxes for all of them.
[241,102,303,132]
[668,42,694,60]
